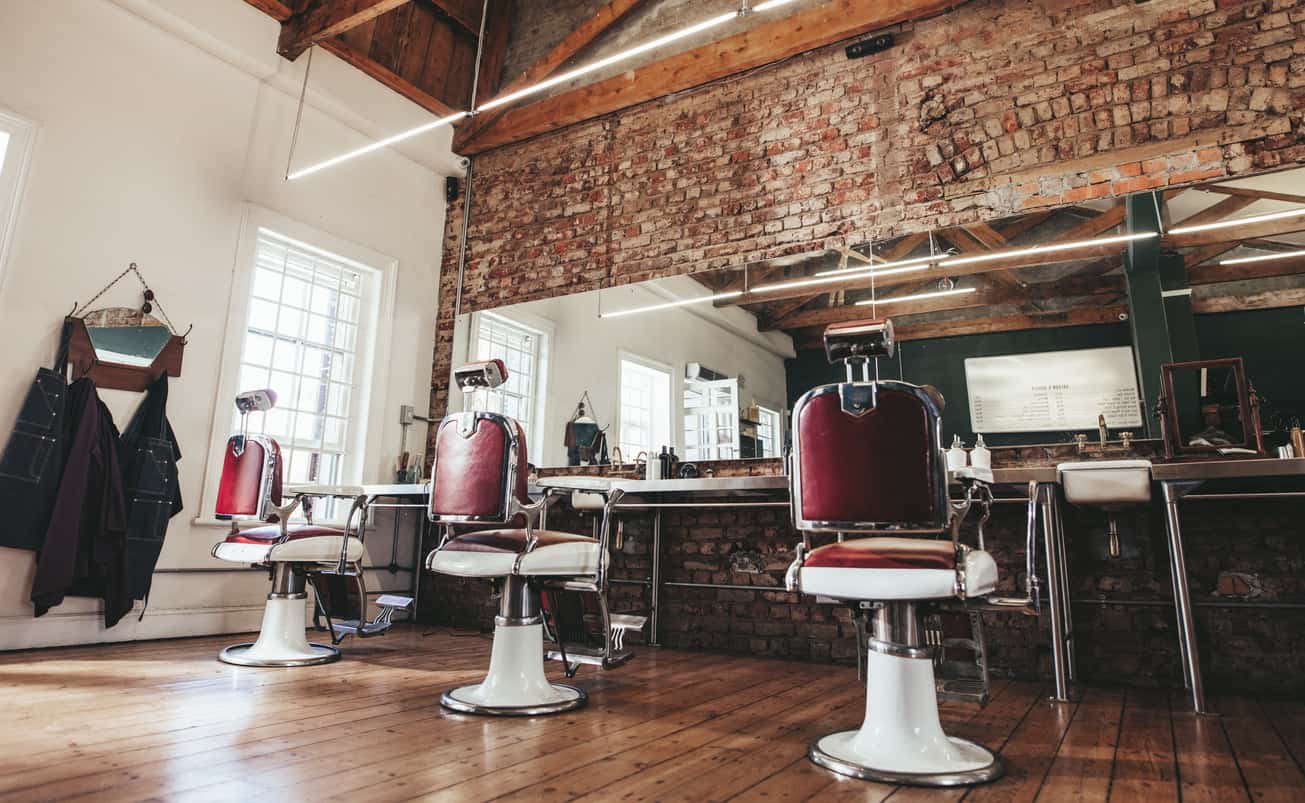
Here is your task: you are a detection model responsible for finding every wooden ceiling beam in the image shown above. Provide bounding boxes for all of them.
[1164,209,1305,249]
[427,0,481,36]
[245,0,293,21]
[1194,285,1305,314]
[793,304,1130,348]
[455,0,652,149]
[1172,195,1255,230]
[1188,254,1305,286]
[460,0,957,154]
[279,0,415,61]
[761,275,1126,331]
[318,38,460,116]
[1202,185,1305,206]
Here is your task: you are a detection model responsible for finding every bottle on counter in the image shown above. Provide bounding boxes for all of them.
[971,434,991,470]
[668,446,680,478]
[658,446,671,480]
[946,435,969,472]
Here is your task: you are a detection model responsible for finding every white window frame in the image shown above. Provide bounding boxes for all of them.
[466,309,551,461]
[0,108,37,296]
[756,404,784,459]
[198,205,398,525]
[617,351,673,460]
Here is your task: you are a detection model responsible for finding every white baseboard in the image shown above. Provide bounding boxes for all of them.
[0,603,266,652]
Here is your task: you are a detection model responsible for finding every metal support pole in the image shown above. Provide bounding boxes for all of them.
[1163,481,1209,714]
[1049,490,1076,681]
[1039,483,1071,702]
[650,510,663,646]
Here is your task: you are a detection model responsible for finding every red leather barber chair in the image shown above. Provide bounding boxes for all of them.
[426,360,626,716]
[785,319,1003,786]
[211,389,405,666]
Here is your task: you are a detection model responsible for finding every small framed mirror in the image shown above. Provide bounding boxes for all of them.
[1158,358,1265,459]
[66,308,185,392]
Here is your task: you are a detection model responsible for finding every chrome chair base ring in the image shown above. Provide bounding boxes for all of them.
[439,684,587,717]
[217,643,341,667]
[809,733,1004,787]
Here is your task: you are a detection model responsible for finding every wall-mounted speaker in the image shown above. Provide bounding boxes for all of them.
[846,33,894,60]
[446,176,461,203]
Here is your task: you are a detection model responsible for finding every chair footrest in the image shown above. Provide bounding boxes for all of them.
[546,645,635,669]
[610,614,648,632]
[330,620,394,638]
[936,677,990,705]
[376,594,414,610]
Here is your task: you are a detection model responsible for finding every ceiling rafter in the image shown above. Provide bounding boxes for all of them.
[460,0,958,154]
[455,0,652,148]
[279,0,414,61]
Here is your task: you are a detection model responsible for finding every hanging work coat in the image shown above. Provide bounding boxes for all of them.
[0,322,72,551]
[30,378,133,628]
[118,374,183,602]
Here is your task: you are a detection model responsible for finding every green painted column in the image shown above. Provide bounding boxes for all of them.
[1124,191,1199,437]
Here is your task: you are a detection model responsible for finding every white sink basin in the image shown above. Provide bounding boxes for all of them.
[1057,460,1152,507]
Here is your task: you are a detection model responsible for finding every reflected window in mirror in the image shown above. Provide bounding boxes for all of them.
[684,377,740,460]
[755,405,784,459]
[618,356,672,460]
[471,311,547,457]
[236,229,378,489]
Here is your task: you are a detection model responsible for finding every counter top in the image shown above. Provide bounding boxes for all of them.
[1150,457,1305,482]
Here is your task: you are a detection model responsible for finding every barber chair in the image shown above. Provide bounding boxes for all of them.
[211,389,409,666]
[785,318,1003,786]
[426,360,637,716]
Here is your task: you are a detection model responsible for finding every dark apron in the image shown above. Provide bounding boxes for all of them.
[0,323,71,551]
[118,374,183,602]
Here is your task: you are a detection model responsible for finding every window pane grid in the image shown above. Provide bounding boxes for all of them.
[235,231,367,490]
[471,314,541,443]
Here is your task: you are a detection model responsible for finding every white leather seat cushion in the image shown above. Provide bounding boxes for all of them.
[799,548,997,601]
[426,528,602,578]
[212,536,363,565]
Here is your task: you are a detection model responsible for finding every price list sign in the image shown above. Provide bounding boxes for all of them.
[965,347,1144,433]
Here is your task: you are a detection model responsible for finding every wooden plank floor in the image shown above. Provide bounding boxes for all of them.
[0,626,1302,802]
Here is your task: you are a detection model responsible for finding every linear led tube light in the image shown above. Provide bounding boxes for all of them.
[854,287,977,306]
[1219,248,1305,265]
[814,254,940,277]
[1169,207,1305,236]
[289,0,801,179]
[938,232,1157,268]
[600,290,742,318]
[288,111,469,180]
[749,263,932,294]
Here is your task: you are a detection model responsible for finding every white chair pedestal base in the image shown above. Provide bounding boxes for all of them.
[442,621,585,716]
[809,604,1003,787]
[218,567,340,668]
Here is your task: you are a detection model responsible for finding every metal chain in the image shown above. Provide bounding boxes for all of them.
[73,262,181,336]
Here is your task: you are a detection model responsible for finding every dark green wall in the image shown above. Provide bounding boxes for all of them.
[1195,307,1305,433]
[784,307,1304,447]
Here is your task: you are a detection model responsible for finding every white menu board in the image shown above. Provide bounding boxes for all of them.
[965,347,1143,433]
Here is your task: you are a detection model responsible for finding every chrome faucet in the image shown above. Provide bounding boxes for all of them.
[610,446,624,469]
[1098,414,1109,447]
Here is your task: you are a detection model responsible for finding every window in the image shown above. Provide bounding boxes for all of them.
[469,312,547,456]
[618,356,672,459]
[233,228,379,488]
[0,109,36,292]
[756,405,783,458]
[683,378,739,460]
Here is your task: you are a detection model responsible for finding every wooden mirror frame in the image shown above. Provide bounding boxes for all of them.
[1157,357,1265,460]
[65,314,185,392]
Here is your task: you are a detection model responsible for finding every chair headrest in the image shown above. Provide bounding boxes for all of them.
[235,388,277,413]
[824,318,895,364]
[454,359,508,391]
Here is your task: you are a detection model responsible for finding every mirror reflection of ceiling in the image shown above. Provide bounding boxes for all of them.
[681,167,1305,348]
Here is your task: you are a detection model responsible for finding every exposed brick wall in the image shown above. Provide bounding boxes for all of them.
[425,0,1305,694]
[434,0,1305,421]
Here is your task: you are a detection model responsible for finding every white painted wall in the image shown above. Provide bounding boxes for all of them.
[449,276,796,467]
[0,0,452,649]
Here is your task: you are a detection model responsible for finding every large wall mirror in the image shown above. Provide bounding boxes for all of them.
[450,165,1305,463]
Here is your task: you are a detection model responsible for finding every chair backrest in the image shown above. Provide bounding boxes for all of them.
[429,359,529,524]
[428,412,529,523]
[789,316,949,533]
[216,435,282,521]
